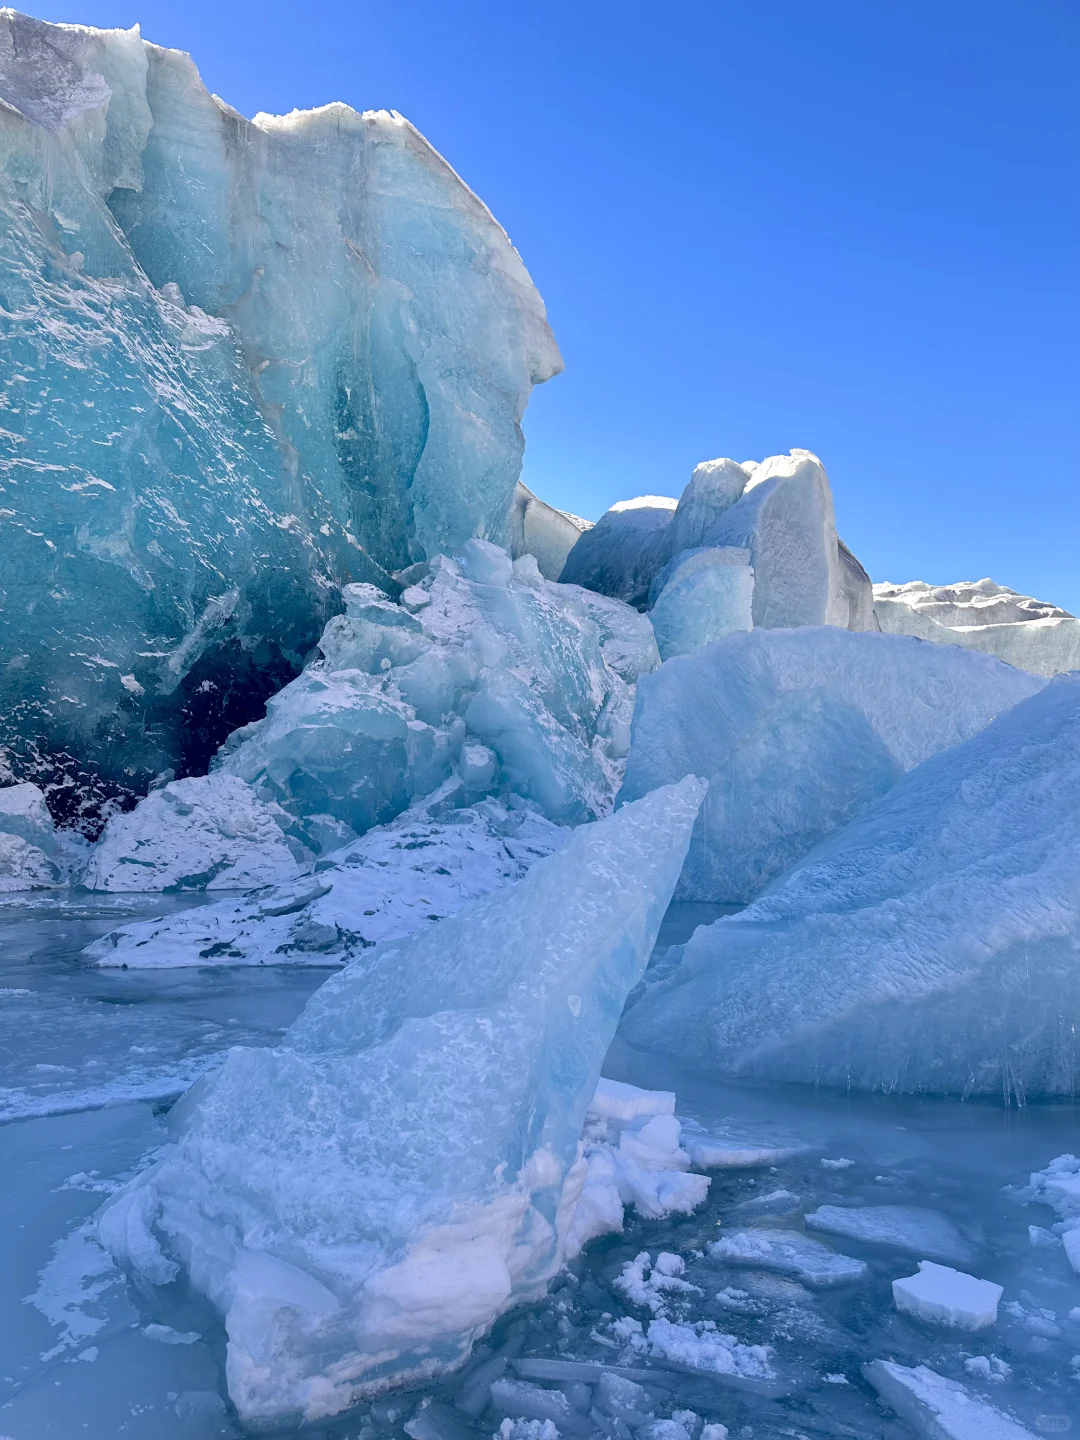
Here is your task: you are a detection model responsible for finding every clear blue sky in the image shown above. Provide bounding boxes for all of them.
[34,0,1080,608]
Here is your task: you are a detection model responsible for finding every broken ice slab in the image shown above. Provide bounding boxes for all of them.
[678,1118,808,1169]
[804,1204,977,1265]
[99,778,705,1428]
[589,1077,676,1123]
[863,1360,1039,1439]
[709,1230,867,1286]
[892,1262,1003,1330]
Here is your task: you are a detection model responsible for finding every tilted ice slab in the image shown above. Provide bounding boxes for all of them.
[804,1204,977,1265]
[98,778,705,1427]
[874,579,1080,678]
[217,542,657,835]
[864,1361,1038,1440]
[622,676,1080,1097]
[0,11,559,823]
[85,790,568,967]
[560,498,678,610]
[618,626,1043,902]
[81,774,306,892]
[510,484,592,583]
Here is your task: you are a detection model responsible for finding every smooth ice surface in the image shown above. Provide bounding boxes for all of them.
[217,545,657,833]
[875,579,1080,677]
[510,483,592,582]
[863,1361,1038,1439]
[622,675,1080,1096]
[648,549,754,662]
[85,791,568,967]
[100,779,705,1426]
[617,625,1042,902]
[82,774,305,892]
[560,498,678,611]
[803,1205,977,1264]
[891,1262,1002,1330]
[0,11,560,823]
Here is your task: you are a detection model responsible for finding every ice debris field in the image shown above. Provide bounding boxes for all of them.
[0,10,1079,1440]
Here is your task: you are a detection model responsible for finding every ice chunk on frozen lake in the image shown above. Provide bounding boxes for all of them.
[560,498,678,610]
[85,792,568,967]
[0,11,560,824]
[864,1361,1038,1439]
[99,778,705,1427]
[622,675,1080,1097]
[708,1230,866,1286]
[218,544,656,832]
[875,578,1080,677]
[892,1262,1002,1330]
[618,625,1042,902]
[804,1205,976,1264]
[648,549,754,661]
[82,775,306,892]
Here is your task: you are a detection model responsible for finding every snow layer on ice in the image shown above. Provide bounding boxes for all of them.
[708,1229,867,1286]
[803,1204,977,1264]
[875,578,1080,677]
[82,774,306,892]
[0,10,559,822]
[216,544,657,834]
[622,674,1080,1097]
[98,778,705,1427]
[891,1262,1002,1330]
[618,625,1042,902]
[85,791,568,967]
[863,1360,1038,1439]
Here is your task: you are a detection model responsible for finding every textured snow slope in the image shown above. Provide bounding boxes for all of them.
[622,675,1080,1096]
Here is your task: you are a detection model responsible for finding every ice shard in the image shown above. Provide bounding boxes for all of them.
[0,11,560,824]
[618,626,1043,902]
[621,676,1080,1098]
[98,777,706,1427]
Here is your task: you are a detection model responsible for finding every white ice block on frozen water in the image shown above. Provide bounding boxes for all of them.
[618,625,1042,902]
[98,777,706,1428]
[623,675,1080,1097]
[891,1262,1002,1330]
[804,1205,976,1265]
[864,1361,1038,1439]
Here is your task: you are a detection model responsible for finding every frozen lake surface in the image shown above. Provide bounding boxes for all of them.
[2,895,1078,1439]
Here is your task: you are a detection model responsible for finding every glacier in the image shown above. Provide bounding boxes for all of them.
[0,10,560,825]
[617,626,1043,903]
[874,578,1080,677]
[98,778,705,1427]
[621,675,1080,1097]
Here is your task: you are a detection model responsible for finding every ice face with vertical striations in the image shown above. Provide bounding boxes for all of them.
[617,626,1043,903]
[98,777,706,1428]
[621,677,1080,1099]
[215,543,659,834]
[0,10,560,825]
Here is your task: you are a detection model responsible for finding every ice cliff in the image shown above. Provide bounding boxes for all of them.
[0,10,560,824]
[100,778,705,1427]
[622,676,1080,1098]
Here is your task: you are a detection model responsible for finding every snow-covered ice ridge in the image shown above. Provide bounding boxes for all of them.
[875,578,1080,677]
[0,9,560,823]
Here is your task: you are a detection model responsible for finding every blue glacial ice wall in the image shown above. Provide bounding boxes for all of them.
[0,11,561,824]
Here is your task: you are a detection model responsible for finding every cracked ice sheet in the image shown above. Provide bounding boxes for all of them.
[85,795,569,968]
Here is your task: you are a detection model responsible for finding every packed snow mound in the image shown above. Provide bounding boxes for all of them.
[648,548,753,661]
[618,626,1043,903]
[621,676,1080,1097]
[874,579,1080,677]
[98,778,705,1427]
[510,483,592,582]
[81,774,307,892]
[85,789,568,966]
[559,497,678,610]
[559,451,874,637]
[0,10,560,826]
[217,543,658,833]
